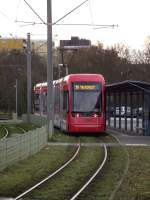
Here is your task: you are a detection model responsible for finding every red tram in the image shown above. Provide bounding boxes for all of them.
[34,74,106,133]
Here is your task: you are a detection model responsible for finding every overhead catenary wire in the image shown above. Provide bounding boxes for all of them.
[94,24,118,30]
[23,0,46,24]
[0,9,20,27]
[53,0,89,25]
[88,0,94,25]
[17,21,43,27]
[16,20,118,28]
[17,0,89,26]
[54,23,117,27]
[14,0,118,54]
[0,3,21,29]
[17,0,118,30]
[15,20,43,25]
[29,25,117,52]
[15,0,22,22]
[0,0,118,37]
[0,9,10,20]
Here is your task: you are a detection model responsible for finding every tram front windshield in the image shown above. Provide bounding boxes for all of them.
[72,82,101,113]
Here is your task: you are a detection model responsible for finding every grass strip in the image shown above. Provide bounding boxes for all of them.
[6,125,23,136]
[0,145,76,197]
[78,146,150,200]
[52,130,116,144]
[115,147,150,200]
[51,129,78,143]
[0,130,124,199]
[25,146,104,200]
[0,123,39,137]
[0,125,7,139]
[77,146,127,200]
[15,123,40,131]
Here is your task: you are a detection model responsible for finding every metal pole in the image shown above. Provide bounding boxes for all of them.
[130,92,133,132]
[16,79,18,116]
[27,33,32,122]
[47,0,54,138]
[136,92,140,134]
[118,92,121,129]
[125,92,127,131]
[65,64,68,75]
[142,91,145,134]
[39,84,43,115]
[107,92,110,127]
[58,64,61,78]
[114,93,116,129]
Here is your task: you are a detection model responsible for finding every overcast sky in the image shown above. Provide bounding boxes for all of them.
[0,0,150,49]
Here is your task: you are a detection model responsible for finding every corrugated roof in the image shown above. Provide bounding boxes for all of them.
[106,80,150,93]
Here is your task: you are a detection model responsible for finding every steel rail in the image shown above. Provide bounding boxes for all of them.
[70,144,108,200]
[17,127,26,133]
[108,132,130,200]
[14,142,81,200]
[0,127,9,140]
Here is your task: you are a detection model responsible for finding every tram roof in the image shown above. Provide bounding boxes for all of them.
[106,80,150,93]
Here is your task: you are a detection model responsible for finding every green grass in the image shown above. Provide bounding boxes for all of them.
[23,132,115,200]
[0,145,76,197]
[0,125,7,139]
[52,129,115,144]
[79,146,150,200]
[115,147,150,200]
[77,146,128,200]
[26,146,104,200]
[51,129,78,143]
[0,130,107,199]
[15,123,40,131]
[1,129,149,200]
[5,125,23,136]
[0,123,39,137]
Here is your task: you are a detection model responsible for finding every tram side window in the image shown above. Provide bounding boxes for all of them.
[63,91,68,112]
[54,86,60,112]
[34,93,40,104]
[43,92,47,112]
[34,93,40,111]
[35,93,39,100]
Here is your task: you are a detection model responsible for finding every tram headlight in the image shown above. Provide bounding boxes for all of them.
[76,113,80,118]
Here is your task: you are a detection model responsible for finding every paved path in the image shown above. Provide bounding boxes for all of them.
[47,142,122,147]
[108,128,150,146]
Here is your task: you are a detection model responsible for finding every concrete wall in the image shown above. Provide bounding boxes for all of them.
[0,126,47,171]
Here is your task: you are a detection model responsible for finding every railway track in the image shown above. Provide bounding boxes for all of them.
[17,127,26,133]
[76,133,129,200]
[70,144,107,200]
[0,132,129,200]
[13,137,107,200]
[0,125,26,139]
[108,132,130,200]
[0,127,9,140]
[14,142,81,200]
